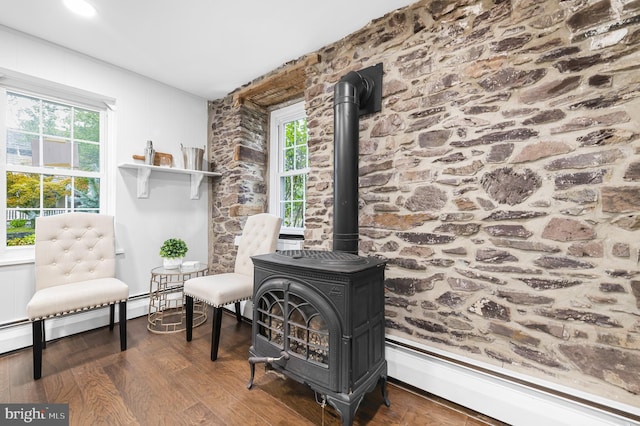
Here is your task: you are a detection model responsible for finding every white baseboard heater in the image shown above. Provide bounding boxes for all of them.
[276,237,304,251]
[233,235,304,252]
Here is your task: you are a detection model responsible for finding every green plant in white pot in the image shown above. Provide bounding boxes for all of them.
[160,238,188,269]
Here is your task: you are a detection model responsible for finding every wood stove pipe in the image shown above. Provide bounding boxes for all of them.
[333,63,383,254]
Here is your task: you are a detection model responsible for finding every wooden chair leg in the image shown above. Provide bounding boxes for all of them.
[119,301,127,351]
[41,320,46,349]
[234,302,242,323]
[211,307,223,361]
[109,304,115,331]
[185,296,194,342]
[32,320,43,380]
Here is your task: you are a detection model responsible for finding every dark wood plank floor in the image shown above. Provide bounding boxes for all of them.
[0,309,507,425]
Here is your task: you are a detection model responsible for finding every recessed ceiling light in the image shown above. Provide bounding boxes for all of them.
[63,0,96,17]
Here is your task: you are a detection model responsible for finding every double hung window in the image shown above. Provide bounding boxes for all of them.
[1,71,111,250]
[269,101,309,235]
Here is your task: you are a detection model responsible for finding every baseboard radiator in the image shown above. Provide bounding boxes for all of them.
[276,238,304,251]
[385,337,639,426]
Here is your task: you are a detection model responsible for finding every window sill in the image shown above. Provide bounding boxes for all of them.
[0,256,34,267]
[0,247,125,267]
[0,246,35,266]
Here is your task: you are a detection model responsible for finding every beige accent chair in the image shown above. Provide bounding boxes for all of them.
[184,213,282,361]
[26,213,129,380]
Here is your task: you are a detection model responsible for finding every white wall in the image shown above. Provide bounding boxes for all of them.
[0,26,210,330]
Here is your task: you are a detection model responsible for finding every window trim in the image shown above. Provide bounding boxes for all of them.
[0,67,115,111]
[268,101,308,236]
[0,69,115,262]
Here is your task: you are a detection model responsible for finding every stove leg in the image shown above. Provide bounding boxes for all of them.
[380,376,391,407]
[247,361,256,389]
[326,397,359,426]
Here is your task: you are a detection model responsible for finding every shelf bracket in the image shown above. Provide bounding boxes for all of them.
[137,167,152,198]
[119,162,220,199]
[190,173,204,200]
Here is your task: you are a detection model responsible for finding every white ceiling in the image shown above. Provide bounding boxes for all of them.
[0,0,416,100]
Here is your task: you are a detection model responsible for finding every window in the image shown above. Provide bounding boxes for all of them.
[269,101,309,235]
[0,70,113,250]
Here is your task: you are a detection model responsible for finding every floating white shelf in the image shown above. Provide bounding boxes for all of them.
[118,162,221,200]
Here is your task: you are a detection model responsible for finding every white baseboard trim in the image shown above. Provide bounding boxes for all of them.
[385,339,639,426]
[0,297,149,355]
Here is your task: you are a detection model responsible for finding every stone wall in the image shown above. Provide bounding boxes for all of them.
[209,0,640,410]
[303,0,640,408]
[207,97,269,273]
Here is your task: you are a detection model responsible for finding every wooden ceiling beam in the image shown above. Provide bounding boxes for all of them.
[233,53,320,107]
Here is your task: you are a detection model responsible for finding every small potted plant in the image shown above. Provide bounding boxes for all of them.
[159,238,188,269]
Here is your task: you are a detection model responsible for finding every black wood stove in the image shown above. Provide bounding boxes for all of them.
[248,249,389,425]
[247,64,388,425]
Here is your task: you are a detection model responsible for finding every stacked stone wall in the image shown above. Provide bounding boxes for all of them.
[302,0,640,407]
[208,0,640,410]
[207,97,269,273]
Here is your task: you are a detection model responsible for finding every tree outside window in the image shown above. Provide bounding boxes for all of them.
[280,118,308,229]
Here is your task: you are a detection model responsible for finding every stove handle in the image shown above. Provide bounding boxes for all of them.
[247,351,289,389]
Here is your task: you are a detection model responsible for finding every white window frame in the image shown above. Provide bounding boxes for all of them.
[0,68,115,263]
[268,101,309,236]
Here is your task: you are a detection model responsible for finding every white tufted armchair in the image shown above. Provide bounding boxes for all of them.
[26,213,129,379]
[184,213,281,361]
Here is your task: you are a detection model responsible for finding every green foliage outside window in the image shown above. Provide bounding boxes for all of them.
[74,177,100,209]
[6,172,71,209]
[280,118,308,229]
[7,234,35,246]
[74,108,100,142]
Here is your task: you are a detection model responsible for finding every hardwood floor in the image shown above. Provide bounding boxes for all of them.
[0,310,507,425]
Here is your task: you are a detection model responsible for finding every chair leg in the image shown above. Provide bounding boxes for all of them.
[109,304,115,331]
[211,307,223,361]
[185,296,194,342]
[32,320,43,380]
[41,321,46,349]
[234,302,242,323]
[119,301,127,351]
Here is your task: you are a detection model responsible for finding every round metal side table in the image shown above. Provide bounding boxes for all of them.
[147,263,208,333]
